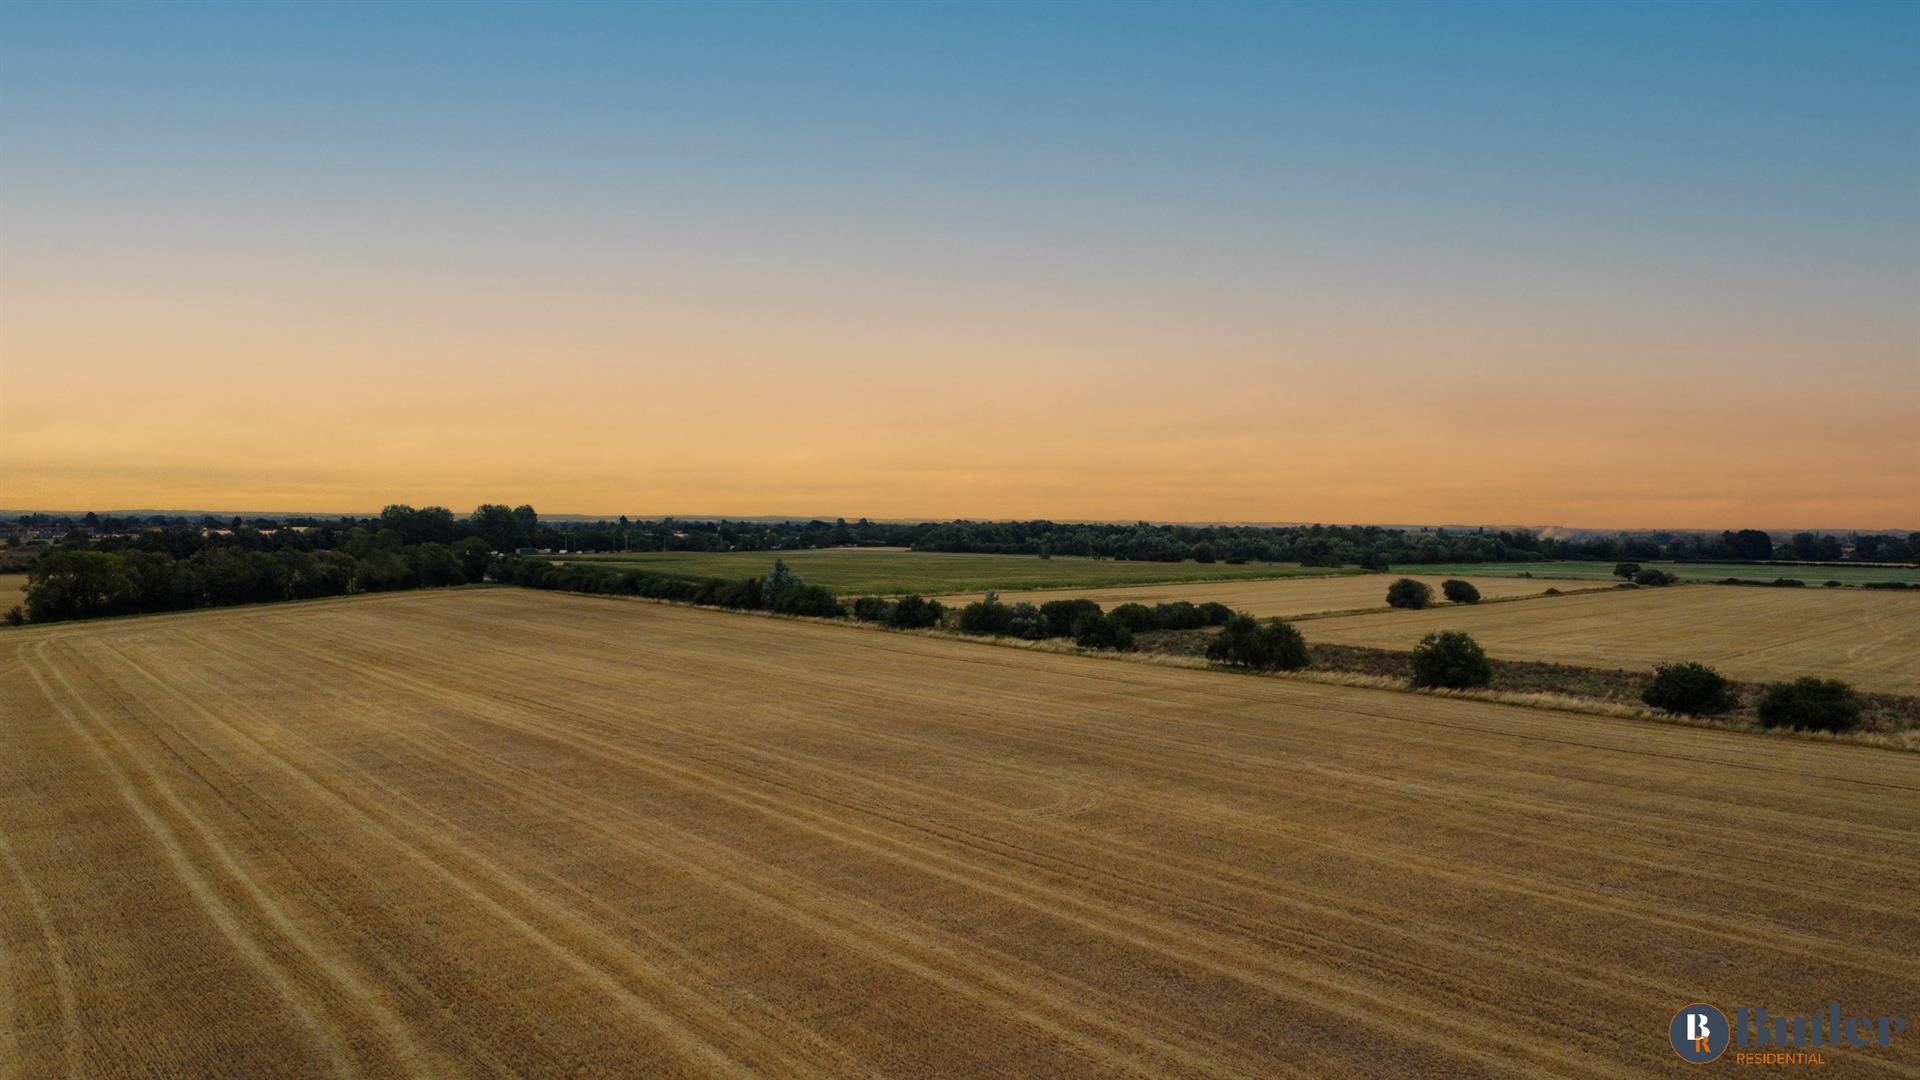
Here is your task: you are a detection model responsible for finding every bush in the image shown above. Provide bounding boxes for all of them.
[1205,614,1309,671]
[1770,578,1806,588]
[1152,601,1207,630]
[773,583,843,617]
[1613,562,1642,580]
[1543,587,1562,596]
[1108,602,1160,633]
[1863,581,1912,590]
[1633,568,1677,586]
[1039,598,1102,637]
[1005,603,1049,639]
[887,594,944,629]
[1191,541,1217,564]
[4,605,22,626]
[761,559,801,610]
[1756,677,1862,732]
[1440,579,1480,604]
[1640,661,1735,716]
[1824,580,1844,588]
[1072,611,1134,651]
[1197,601,1234,626]
[958,591,1014,635]
[1409,630,1491,689]
[1385,578,1433,610]
[850,596,892,621]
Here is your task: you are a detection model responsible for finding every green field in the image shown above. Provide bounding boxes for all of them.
[1399,559,1920,585]
[547,548,1356,595]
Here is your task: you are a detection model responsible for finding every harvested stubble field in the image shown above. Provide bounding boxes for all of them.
[1304,584,1920,697]
[939,573,1597,619]
[1394,559,1920,586]
[549,547,1350,595]
[4,589,1919,1078]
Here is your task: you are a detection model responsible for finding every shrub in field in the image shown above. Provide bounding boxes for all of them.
[1544,587,1563,595]
[1409,630,1492,689]
[1205,615,1309,671]
[1770,578,1806,588]
[1108,603,1161,633]
[1152,601,1207,630]
[4,606,22,626]
[1197,601,1234,626]
[1440,579,1480,604]
[958,591,1014,635]
[1756,677,1862,732]
[761,559,801,610]
[773,584,843,617]
[1039,598,1102,637]
[887,594,944,629]
[1072,611,1134,651]
[1006,603,1049,639]
[1613,562,1642,580]
[1823,580,1844,588]
[1640,662,1735,716]
[850,596,891,621]
[1191,541,1217,564]
[1863,581,1912,590]
[1385,578,1433,610]
[1633,568,1677,586]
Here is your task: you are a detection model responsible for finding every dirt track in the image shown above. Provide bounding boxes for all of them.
[3,589,1918,1077]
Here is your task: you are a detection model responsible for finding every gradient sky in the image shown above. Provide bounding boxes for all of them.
[2,1,1915,528]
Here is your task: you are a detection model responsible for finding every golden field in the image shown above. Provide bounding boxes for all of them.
[4,589,1919,1077]
[1303,585,1920,696]
[941,573,1591,619]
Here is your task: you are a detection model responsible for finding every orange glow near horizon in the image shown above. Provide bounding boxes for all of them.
[3,5,1916,531]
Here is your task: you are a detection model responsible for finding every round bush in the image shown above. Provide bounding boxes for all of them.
[1409,630,1491,689]
[1613,562,1642,580]
[1633,568,1677,586]
[850,596,891,622]
[1197,601,1234,626]
[1152,601,1207,630]
[1640,661,1734,716]
[1205,614,1309,671]
[1756,677,1862,732]
[773,584,844,617]
[1072,611,1135,651]
[957,596,1014,635]
[1005,603,1049,640]
[1108,603,1160,633]
[887,594,944,629]
[1039,598,1102,637]
[1440,579,1480,604]
[1385,578,1433,610]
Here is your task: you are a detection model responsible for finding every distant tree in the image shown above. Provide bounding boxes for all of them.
[1633,568,1677,586]
[1440,579,1480,604]
[452,537,494,581]
[1756,677,1861,732]
[850,596,892,621]
[1152,601,1207,630]
[1072,611,1134,651]
[1613,562,1641,580]
[1191,541,1217,564]
[1205,614,1309,671]
[958,591,1015,635]
[1722,529,1774,561]
[772,583,843,617]
[1409,630,1492,689]
[761,559,800,610]
[1385,578,1433,610]
[1108,603,1160,633]
[26,551,134,621]
[887,594,944,629]
[1196,601,1234,626]
[1005,603,1049,639]
[1039,598,1102,637]
[1640,662,1735,716]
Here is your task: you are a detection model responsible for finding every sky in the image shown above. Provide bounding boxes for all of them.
[1,1,1915,530]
